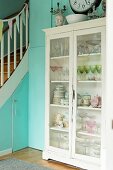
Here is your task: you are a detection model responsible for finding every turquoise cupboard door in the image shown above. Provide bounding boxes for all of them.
[12,74,28,152]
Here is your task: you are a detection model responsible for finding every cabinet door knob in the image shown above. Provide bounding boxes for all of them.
[73,90,75,99]
[112,120,113,129]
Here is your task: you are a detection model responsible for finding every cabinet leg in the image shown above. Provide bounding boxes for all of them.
[42,151,49,160]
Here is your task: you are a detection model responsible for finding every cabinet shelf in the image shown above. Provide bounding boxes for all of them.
[50,126,69,132]
[50,56,69,60]
[77,80,102,83]
[77,131,101,138]
[51,81,69,83]
[78,53,101,57]
[77,106,101,111]
[50,104,69,108]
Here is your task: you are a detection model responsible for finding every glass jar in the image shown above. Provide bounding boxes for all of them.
[85,115,96,133]
[82,94,91,106]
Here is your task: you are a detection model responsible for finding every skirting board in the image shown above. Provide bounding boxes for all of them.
[0,148,12,156]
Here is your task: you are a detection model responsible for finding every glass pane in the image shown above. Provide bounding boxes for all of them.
[50,58,69,81]
[49,36,70,150]
[49,83,69,150]
[50,131,69,150]
[75,32,102,158]
[77,33,101,81]
[50,37,69,58]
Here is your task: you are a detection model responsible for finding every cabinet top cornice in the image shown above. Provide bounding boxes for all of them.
[43,17,106,35]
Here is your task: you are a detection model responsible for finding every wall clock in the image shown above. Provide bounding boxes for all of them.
[69,0,102,14]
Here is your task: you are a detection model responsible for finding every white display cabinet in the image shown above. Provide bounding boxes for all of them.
[43,18,106,170]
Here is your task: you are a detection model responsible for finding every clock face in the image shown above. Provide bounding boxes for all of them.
[69,0,98,13]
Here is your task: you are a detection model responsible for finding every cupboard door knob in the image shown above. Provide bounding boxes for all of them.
[73,90,75,99]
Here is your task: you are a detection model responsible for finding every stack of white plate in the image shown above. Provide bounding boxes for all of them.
[53,85,65,105]
[62,98,69,105]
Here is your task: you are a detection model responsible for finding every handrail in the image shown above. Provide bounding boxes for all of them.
[3,19,16,34]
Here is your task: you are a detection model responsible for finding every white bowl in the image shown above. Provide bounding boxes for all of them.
[66,14,88,24]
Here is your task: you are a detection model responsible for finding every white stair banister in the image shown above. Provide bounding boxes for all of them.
[14,23,17,69]
[8,29,11,78]
[26,5,28,49]
[20,14,23,60]
[1,35,4,86]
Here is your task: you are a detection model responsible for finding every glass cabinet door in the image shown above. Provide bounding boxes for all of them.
[48,33,73,152]
[73,28,105,159]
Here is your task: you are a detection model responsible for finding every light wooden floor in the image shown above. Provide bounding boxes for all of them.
[0,148,81,170]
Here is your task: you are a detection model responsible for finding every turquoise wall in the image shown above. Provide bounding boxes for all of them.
[29,0,103,150]
[0,73,28,152]
[28,0,51,150]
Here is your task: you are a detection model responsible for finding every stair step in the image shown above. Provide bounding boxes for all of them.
[0,56,20,64]
[1,65,14,72]
[0,73,8,84]
[0,50,23,62]
[0,61,19,72]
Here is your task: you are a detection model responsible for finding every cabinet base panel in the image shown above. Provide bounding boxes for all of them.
[43,150,101,170]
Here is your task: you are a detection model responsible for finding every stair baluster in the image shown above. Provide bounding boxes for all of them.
[26,4,28,49]
[8,29,11,78]
[14,23,17,70]
[20,14,23,60]
[1,35,4,86]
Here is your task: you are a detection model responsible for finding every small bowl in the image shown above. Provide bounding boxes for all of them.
[66,14,88,24]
